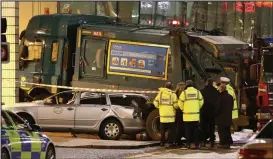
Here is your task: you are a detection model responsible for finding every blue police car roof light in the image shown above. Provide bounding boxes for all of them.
[264,37,273,43]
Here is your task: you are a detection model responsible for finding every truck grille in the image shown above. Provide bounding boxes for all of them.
[267,84,273,106]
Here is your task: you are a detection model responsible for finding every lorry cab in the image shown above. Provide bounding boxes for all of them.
[19,14,113,101]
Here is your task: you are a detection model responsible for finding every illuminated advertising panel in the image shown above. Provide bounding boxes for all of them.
[107,40,170,80]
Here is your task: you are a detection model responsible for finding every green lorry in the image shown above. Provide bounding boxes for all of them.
[19,14,255,140]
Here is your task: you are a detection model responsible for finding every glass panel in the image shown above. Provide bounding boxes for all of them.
[224,2,235,36]
[207,2,217,30]
[243,2,256,43]
[234,2,244,40]
[97,2,117,17]
[140,1,155,25]
[118,2,139,24]
[82,39,106,77]
[155,1,187,27]
[22,39,43,61]
[196,2,207,30]
[51,41,59,62]
[256,5,273,38]
[80,93,106,105]
[59,2,95,14]
[216,2,226,30]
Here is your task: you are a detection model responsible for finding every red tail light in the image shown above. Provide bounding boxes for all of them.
[239,149,267,159]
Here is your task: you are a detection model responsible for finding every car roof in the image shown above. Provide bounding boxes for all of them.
[59,90,148,97]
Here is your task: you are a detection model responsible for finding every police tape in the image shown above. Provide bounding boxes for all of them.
[2,79,159,94]
[2,79,259,94]
[240,86,258,90]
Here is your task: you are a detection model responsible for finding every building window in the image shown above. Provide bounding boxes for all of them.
[59,2,95,14]
[140,1,155,25]
[96,2,117,17]
[118,2,139,24]
[51,41,59,63]
[155,1,186,27]
[195,2,207,30]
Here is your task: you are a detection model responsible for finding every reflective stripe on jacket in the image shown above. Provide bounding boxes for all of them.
[178,87,204,122]
[153,88,178,123]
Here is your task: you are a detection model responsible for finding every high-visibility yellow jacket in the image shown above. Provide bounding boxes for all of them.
[217,84,238,119]
[153,88,178,123]
[178,87,204,122]
[226,84,238,119]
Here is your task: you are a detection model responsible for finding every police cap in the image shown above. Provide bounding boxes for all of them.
[220,77,230,83]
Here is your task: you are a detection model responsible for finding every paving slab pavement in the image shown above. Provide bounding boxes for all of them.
[53,138,160,149]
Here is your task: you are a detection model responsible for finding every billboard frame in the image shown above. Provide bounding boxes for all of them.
[107,40,170,80]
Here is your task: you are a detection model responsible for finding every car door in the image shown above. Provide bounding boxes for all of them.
[37,91,77,130]
[74,92,109,130]
[6,111,43,155]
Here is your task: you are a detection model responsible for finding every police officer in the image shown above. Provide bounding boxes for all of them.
[219,77,238,120]
[215,84,234,149]
[178,80,204,149]
[154,82,178,147]
[200,78,219,148]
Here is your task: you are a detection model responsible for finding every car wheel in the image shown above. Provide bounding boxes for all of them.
[1,148,10,159]
[146,109,161,141]
[46,145,56,159]
[100,119,122,140]
[33,94,50,100]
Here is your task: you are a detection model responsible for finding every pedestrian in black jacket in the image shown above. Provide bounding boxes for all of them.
[216,84,234,149]
[175,82,185,147]
[200,78,219,148]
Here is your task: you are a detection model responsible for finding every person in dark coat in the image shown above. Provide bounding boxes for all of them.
[200,78,219,148]
[175,82,186,147]
[215,84,234,149]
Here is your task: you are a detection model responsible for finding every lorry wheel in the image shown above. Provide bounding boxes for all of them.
[146,109,161,141]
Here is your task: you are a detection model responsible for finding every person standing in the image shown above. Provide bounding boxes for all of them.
[154,82,178,148]
[178,80,204,149]
[219,77,238,120]
[200,78,219,148]
[175,82,186,147]
[216,84,234,149]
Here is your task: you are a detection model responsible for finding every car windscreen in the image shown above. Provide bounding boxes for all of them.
[256,120,273,139]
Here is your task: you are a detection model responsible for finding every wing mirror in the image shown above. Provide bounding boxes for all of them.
[23,120,41,131]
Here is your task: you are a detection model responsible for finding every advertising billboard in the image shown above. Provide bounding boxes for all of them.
[107,40,170,80]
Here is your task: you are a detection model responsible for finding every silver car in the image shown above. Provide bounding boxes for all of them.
[238,119,273,159]
[7,90,146,140]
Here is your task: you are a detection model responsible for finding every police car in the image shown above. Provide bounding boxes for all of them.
[1,110,56,159]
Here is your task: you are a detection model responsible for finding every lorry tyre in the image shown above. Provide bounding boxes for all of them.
[99,119,122,140]
[146,109,161,141]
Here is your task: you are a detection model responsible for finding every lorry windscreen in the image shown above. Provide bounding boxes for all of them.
[19,37,44,71]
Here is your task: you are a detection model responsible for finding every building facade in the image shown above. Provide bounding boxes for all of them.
[1,1,273,105]
[58,1,273,44]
